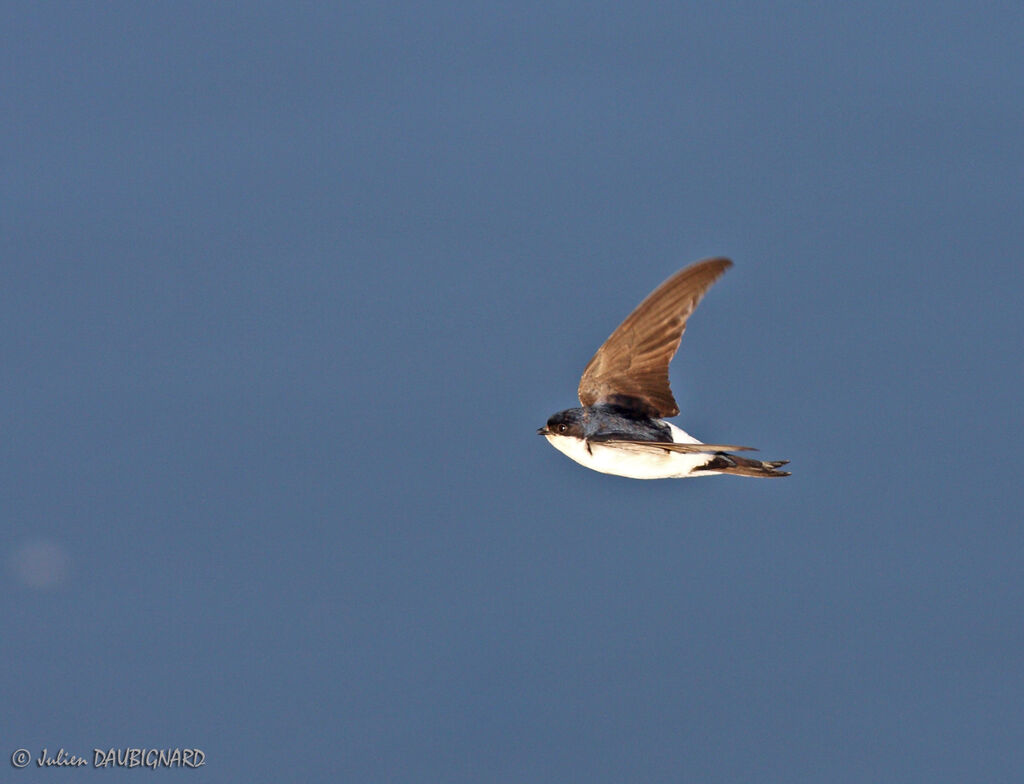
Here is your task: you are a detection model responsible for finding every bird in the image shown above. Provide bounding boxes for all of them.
[538,257,789,479]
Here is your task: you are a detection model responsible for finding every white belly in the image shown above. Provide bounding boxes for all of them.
[544,423,720,479]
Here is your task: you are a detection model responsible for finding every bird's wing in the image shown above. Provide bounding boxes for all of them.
[590,439,756,454]
[577,258,732,417]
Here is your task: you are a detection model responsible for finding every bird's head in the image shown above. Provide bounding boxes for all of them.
[537,407,586,438]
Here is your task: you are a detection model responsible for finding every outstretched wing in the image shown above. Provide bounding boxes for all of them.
[577,257,732,417]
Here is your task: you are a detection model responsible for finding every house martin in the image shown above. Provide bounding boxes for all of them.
[539,258,790,479]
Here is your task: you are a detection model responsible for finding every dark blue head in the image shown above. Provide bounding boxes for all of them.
[538,407,586,438]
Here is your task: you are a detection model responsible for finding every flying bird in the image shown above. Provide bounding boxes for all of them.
[538,258,789,479]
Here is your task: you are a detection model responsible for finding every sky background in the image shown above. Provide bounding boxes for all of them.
[3,2,1023,781]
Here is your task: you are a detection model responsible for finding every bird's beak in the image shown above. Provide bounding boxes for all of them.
[537,426,551,435]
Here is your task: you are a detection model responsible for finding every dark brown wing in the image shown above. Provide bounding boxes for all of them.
[577,257,732,417]
[594,439,756,453]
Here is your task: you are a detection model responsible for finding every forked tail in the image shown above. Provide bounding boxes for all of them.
[697,453,791,478]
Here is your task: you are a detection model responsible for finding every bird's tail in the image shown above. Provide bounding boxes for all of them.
[697,453,791,478]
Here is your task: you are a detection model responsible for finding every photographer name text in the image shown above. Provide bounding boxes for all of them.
[10,747,205,770]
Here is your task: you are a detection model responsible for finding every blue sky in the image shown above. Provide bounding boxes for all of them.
[3,3,1023,781]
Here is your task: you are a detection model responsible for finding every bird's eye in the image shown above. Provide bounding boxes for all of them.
[558,423,568,434]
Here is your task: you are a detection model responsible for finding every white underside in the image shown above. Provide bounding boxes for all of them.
[544,422,721,479]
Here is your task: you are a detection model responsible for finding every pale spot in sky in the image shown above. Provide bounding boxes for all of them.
[8,539,71,589]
